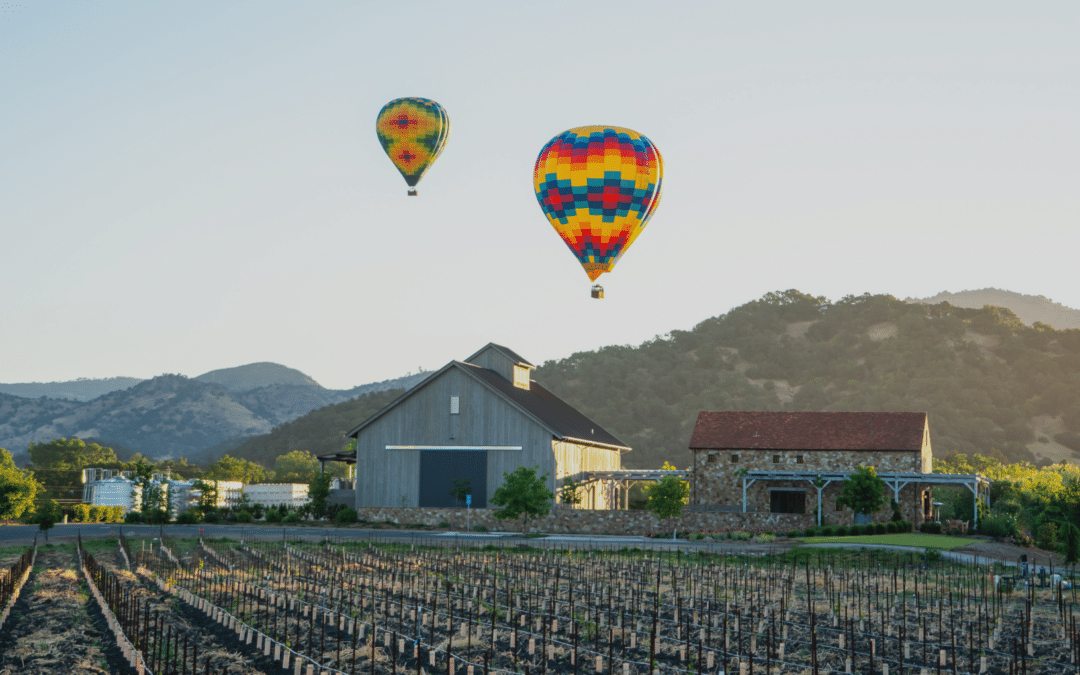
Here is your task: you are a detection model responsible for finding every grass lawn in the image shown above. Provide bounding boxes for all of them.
[794,533,973,550]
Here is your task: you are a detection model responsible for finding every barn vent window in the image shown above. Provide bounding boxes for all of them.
[707,453,717,463]
[731,454,739,463]
[795,455,804,464]
[450,396,460,414]
[772,454,781,464]
[513,365,531,389]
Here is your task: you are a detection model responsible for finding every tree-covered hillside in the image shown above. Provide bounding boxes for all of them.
[226,388,404,468]
[534,291,1080,470]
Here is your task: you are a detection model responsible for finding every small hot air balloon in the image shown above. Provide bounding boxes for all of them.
[533,126,663,296]
[376,97,450,196]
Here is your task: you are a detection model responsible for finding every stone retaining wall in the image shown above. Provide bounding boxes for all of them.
[354,507,812,536]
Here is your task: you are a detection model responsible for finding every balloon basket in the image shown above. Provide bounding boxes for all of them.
[591,285,604,299]
[407,189,418,196]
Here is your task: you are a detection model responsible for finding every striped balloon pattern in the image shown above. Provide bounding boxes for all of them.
[376,98,450,190]
[533,126,663,282]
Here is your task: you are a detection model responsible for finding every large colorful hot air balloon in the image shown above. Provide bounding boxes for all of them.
[533,126,663,294]
[376,97,450,196]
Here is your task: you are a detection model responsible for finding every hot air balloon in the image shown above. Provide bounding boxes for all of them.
[533,126,663,297]
[376,97,450,196]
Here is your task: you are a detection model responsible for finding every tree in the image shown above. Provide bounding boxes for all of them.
[450,478,472,506]
[1062,522,1080,564]
[645,466,689,539]
[192,480,219,512]
[27,437,118,469]
[31,499,62,540]
[559,478,583,507]
[837,465,886,517]
[274,451,319,484]
[490,466,554,535]
[0,448,41,520]
[308,473,332,520]
[205,455,271,483]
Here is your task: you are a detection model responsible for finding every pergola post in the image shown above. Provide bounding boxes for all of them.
[742,477,756,513]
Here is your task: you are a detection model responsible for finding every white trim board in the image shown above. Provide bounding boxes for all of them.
[384,445,523,451]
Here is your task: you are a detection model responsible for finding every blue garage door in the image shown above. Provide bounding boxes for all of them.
[419,450,487,508]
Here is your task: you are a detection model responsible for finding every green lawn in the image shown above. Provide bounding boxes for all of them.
[794,533,973,550]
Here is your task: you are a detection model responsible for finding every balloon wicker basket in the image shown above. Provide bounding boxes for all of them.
[407,188,417,196]
[591,284,604,299]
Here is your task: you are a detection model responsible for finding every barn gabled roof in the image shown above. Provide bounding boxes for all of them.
[689,411,928,452]
[464,342,535,368]
[344,357,628,451]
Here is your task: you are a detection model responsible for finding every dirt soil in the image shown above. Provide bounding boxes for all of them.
[952,539,1067,568]
[0,547,135,675]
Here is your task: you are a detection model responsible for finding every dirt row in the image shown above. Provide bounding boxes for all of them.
[0,547,136,675]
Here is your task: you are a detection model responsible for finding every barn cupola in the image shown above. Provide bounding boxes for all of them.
[463,343,535,389]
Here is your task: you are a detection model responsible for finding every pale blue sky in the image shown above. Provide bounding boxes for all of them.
[2,1,1078,389]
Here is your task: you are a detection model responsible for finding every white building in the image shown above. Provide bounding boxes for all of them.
[85,477,138,511]
[243,483,309,508]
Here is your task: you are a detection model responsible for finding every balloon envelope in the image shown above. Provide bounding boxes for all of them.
[376,97,450,189]
[533,126,663,282]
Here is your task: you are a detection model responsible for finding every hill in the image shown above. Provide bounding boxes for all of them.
[532,290,1080,471]
[194,362,321,391]
[0,376,144,402]
[907,289,1080,330]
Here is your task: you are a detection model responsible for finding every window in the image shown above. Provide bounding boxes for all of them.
[772,454,781,464]
[513,365,531,389]
[795,455,804,464]
[450,396,459,415]
[731,454,739,463]
[706,453,717,463]
[770,490,806,514]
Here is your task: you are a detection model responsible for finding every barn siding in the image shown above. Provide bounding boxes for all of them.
[464,347,518,382]
[551,440,622,509]
[355,366,557,508]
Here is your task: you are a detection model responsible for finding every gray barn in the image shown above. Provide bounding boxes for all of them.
[346,344,629,510]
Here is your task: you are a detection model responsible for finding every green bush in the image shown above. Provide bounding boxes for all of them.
[978,516,1014,538]
[336,508,358,525]
[756,533,775,543]
[437,521,451,529]
[176,511,199,524]
[921,521,942,534]
[265,509,283,523]
[832,525,848,536]
[784,530,799,537]
[236,509,254,523]
[874,523,887,535]
[124,510,142,524]
[886,522,898,534]
[284,513,301,524]
[819,526,835,537]
[473,524,489,532]
[730,531,753,541]
[1036,521,1059,550]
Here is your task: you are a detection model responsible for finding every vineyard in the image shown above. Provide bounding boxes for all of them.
[0,533,1079,675]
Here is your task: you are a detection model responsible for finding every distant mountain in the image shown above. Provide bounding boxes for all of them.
[907,289,1080,330]
[0,376,144,402]
[0,367,430,463]
[194,362,321,391]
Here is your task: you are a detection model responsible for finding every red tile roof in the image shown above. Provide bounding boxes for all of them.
[689,411,927,452]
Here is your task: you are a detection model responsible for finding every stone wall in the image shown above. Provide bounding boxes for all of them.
[354,506,813,536]
[690,448,929,526]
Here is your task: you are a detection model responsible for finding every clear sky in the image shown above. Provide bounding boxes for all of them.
[2,1,1078,389]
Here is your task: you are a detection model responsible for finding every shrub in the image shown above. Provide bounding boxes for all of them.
[437,521,451,529]
[88,505,106,523]
[886,522,898,534]
[202,511,221,524]
[784,530,799,537]
[473,524,489,533]
[834,525,848,536]
[265,509,283,523]
[336,508,358,525]
[1036,521,1059,550]
[236,509,254,523]
[175,511,199,524]
[979,516,1014,538]
[921,521,942,534]
[124,510,142,524]
[819,526,835,537]
[731,531,753,541]
[757,533,775,543]
[284,513,301,524]
[874,523,886,535]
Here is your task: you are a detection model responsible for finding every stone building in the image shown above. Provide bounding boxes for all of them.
[688,411,967,526]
